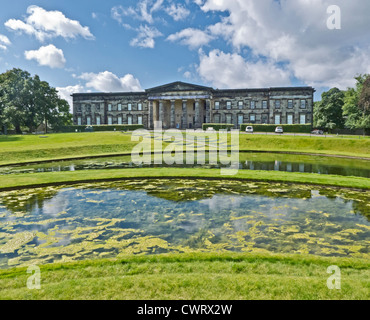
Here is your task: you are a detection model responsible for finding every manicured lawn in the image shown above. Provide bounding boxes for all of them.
[0,132,369,165]
[0,253,368,300]
[0,168,369,190]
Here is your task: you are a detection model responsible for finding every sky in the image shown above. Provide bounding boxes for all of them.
[1,0,370,108]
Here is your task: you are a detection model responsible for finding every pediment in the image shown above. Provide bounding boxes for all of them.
[146,81,213,93]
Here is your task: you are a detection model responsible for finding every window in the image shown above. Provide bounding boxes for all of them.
[300,100,306,109]
[138,115,143,125]
[96,104,100,112]
[226,101,232,110]
[226,114,232,124]
[77,105,81,112]
[108,104,112,111]
[250,114,256,123]
[86,104,91,113]
[128,103,132,111]
[238,101,243,109]
[214,114,220,123]
[118,104,122,111]
[288,100,293,109]
[108,116,113,125]
[300,114,306,124]
[118,116,122,125]
[250,101,255,109]
[287,114,293,125]
[96,116,101,125]
[127,115,133,125]
[262,114,268,124]
[77,117,82,125]
[275,100,281,109]
[215,101,220,110]
[262,101,268,109]
[238,115,244,126]
[138,103,143,111]
[86,116,91,126]
[275,114,281,124]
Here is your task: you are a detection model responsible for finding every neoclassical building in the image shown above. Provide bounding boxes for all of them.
[72,81,315,129]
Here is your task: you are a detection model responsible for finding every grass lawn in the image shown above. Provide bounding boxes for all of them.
[0,168,369,190]
[0,253,368,300]
[0,132,369,165]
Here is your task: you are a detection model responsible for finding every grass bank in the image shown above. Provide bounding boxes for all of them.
[0,168,369,191]
[0,253,368,300]
[0,132,369,165]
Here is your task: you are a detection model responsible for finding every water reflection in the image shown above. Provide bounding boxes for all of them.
[0,153,369,178]
[0,179,369,268]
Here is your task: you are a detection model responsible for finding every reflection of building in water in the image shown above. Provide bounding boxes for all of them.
[73,81,315,129]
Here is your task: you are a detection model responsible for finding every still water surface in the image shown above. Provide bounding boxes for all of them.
[0,179,368,268]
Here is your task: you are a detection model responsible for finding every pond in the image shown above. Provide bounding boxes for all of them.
[0,179,369,268]
[1,153,369,178]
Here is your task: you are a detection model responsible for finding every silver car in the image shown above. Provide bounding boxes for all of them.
[275,126,284,134]
[245,126,254,133]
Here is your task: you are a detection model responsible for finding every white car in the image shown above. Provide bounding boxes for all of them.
[275,126,284,134]
[245,126,254,133]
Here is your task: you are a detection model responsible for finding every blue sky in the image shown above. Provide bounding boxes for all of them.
[1,0,370,106]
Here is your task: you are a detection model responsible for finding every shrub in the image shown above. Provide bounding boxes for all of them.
[202,123,235,131]
[240,124,312,133]
[59,125,144,133]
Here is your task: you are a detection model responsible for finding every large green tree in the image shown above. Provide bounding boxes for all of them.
[0,68,72,134]
[342,74,370,134]
[314,87,344,131]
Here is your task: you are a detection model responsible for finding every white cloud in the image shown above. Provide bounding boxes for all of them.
[198,0,370,89]
[112,0,164,25]
[198,49,291,89]
[78,71,143,92]
[167,28,214,49]
[5,5,94,42]
[165,3,190,21]
[130,25,163,48]
[0,34,11,50]
[56,84,85,111]
[24,44,66,68]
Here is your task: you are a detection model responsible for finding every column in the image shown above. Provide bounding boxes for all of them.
[159,100,164,124]
[194,99,201,129]
[170,100,176,128]
[181,100,188,129]
[205,99,211,124]
[148,101,153,129]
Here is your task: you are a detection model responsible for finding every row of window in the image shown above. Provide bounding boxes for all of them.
[108,103,143,112]
[214,99,307,110]
[213,113,308,125]
[77,103,144,113]
[77,115,143,126]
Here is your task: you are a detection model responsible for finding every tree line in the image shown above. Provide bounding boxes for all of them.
[0,68,72,134]
[314,74,370,134]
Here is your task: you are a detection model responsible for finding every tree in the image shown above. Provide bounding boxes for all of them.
[0,68,72,134]
[342,74,370,135]
[357,75,370,134]
[0,68,33,134]
[314,87,344,131]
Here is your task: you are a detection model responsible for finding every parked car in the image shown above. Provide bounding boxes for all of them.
[245,126,254,133]
[311,129,324,135]
[275,126,284,134]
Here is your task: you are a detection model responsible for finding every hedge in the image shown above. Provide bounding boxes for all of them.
[240,124,312,133]
[59,125,144,133]
[202,123,235,131]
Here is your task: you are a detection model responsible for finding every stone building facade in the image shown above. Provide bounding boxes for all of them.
[72,81,315,129]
